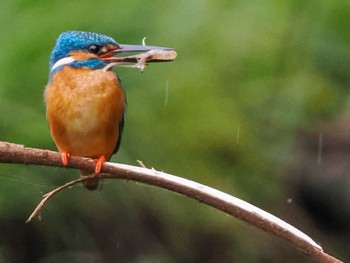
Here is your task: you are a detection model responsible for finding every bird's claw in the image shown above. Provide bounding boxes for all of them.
[61,151,70,167]
[94,155,106,174]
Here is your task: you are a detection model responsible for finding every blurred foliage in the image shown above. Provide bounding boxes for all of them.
[0,0,349,262]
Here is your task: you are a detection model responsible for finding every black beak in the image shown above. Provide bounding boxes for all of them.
[113,44,174,54]
[102,43,177,65]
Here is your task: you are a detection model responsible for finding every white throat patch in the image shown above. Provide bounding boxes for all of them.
[50,56,76,72]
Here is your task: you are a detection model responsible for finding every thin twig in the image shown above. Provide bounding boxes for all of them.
[0,141,343,263]
[137,160,147,168]
[26,177,86,222]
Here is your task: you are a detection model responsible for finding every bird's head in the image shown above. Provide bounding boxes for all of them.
[49,31,175,74]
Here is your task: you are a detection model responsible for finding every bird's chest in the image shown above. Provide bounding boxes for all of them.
[44,67,125,155]
[46,67,124,127]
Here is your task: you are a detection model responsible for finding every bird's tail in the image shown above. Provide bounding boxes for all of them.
[80,170,100,190]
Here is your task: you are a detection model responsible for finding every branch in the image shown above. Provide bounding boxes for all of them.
[0,141,343,263]
[25,177,86,223]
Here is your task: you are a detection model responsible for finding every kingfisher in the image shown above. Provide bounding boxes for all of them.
[44,31,175,190]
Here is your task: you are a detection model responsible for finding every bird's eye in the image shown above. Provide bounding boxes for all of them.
[88,45,101,54]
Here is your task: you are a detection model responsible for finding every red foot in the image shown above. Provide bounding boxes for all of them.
[94,155,106,174]
[61,151,70,167]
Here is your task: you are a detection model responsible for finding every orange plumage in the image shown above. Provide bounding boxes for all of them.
[45,66,125,189]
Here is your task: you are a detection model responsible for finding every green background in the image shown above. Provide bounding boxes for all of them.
[0,1,349,262]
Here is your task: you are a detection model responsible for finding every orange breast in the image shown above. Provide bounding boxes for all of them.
[44,66,125,159]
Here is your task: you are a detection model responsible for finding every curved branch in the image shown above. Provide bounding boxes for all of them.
[26,177,86,222]
[0,141,343,263]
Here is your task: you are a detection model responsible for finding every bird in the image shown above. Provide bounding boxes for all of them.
[44,31,174,190]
